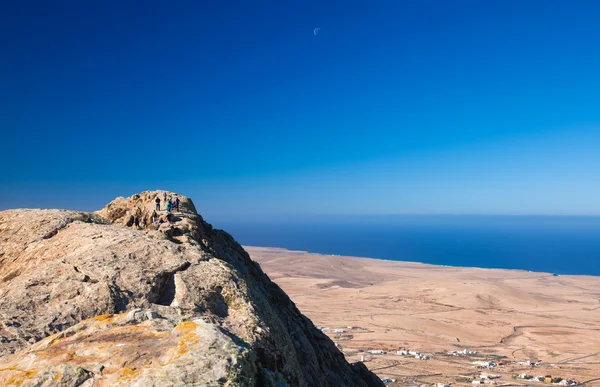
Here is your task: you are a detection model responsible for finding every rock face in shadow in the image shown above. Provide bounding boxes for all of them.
[0,191,383,387]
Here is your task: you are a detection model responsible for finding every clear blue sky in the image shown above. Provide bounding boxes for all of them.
[2,0,600,218]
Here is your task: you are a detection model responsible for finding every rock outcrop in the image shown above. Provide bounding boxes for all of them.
[0,191,383,386]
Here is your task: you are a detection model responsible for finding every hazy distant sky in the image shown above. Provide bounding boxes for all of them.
[2,0,600,218]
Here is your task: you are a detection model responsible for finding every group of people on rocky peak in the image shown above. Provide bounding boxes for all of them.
[129,193,181,231]
[152,194,180,230]
[155,193,180,213]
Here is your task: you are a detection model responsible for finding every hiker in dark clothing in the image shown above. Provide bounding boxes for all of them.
[155,197,161,211]
[133,207,142,229]
[142,216,148,229]
[175,196,180,211]
[151,210,158,223]
[156,216,165,230]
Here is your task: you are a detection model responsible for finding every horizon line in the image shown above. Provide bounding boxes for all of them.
[215,213,600,218]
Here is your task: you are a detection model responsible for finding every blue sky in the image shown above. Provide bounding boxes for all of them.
[1,0,600,218]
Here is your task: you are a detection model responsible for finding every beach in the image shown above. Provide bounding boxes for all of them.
[247,246,600,386]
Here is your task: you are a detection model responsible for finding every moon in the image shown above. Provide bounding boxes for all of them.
[314,27,320,36]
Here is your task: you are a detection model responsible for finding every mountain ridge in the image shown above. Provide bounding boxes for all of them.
[0,190,382,387]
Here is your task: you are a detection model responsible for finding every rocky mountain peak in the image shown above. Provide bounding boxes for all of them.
[0,191,383,386]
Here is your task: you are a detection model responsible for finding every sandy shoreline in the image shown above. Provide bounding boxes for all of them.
[246,246,600,386]
[247,245,599,278]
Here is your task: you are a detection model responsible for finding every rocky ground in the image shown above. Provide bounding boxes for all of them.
[0,191,382,387]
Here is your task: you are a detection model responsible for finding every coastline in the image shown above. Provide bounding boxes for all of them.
[243,245,599,279]
[246,245,600,386]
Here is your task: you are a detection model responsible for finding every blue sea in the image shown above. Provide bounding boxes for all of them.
[215,215,600,276]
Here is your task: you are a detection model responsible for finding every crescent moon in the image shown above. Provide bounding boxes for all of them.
[314,27,320,36]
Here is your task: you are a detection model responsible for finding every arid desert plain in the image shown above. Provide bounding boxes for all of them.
[247,246,600,386]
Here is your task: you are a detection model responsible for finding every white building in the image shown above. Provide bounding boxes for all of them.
[416,354,433,360]
[472,361,496,368]
[480,373,499,380]
[448,348,477,356]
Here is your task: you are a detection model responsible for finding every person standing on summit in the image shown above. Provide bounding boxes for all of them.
[155,196,161,211]
[175,196,180,212]
[134,207,142,229]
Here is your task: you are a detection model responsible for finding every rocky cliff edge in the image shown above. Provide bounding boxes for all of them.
[0,191,383,387]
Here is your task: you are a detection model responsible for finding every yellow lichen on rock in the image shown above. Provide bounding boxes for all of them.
[118,367,139,381]
[92,314,114,323]
[173,321,200,358]
[174,320,197,332]
[1,368,37,386]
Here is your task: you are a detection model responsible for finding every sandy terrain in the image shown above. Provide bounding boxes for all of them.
[246,246,600,386]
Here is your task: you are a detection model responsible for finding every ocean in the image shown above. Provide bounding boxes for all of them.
[215,215,600,276]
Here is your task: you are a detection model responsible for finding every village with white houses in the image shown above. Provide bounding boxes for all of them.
[316,325,584,386]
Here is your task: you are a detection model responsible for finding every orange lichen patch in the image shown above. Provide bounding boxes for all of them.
[0,368,37,386]
[92,314,115,323]
[152,331,170,338]
[168,321,200,360]
[174,321,197,332]
[118,367,140,382]
[34,326,160,365]
[51,372,62,381]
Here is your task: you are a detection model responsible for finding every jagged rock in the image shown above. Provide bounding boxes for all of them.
[0,191,383,386]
